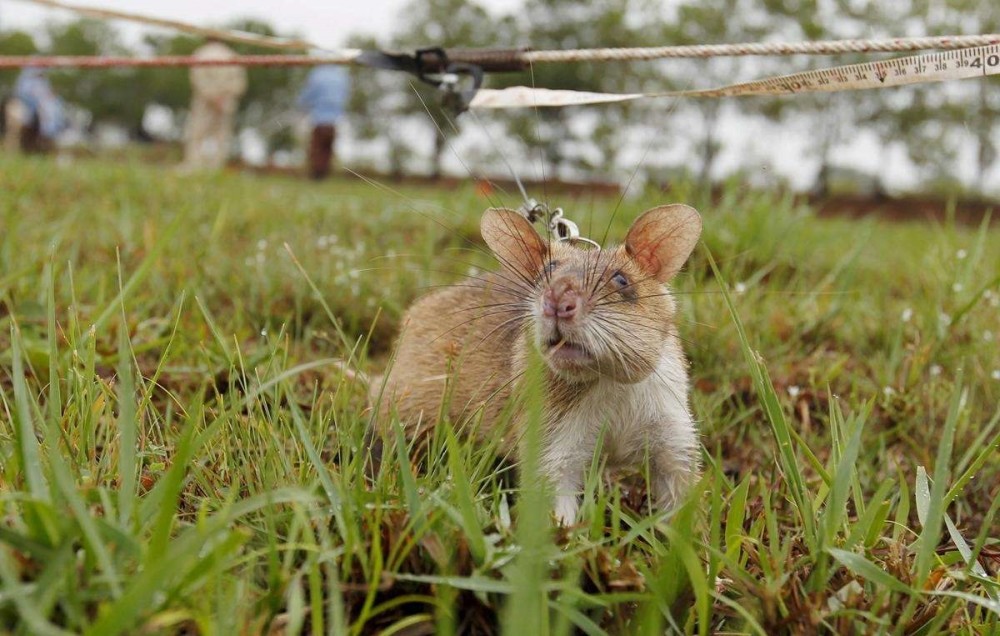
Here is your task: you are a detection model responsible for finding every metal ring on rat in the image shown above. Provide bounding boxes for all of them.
[563,235,602,249]
[551,215,601,250]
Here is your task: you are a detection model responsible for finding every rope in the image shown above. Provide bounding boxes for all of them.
[10,0,1000,64]
[470,44,1000,109]
[5,34,1000,71]
[521,34,1000,63]
[0,54,360,70]
[11,0,323,52]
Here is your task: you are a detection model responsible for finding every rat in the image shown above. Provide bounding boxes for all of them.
[369,204,702,525]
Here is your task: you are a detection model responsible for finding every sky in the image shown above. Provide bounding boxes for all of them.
[0,0,414,48]
[1,0,995,192]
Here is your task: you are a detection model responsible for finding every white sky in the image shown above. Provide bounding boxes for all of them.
[0,0,522,48]
[2,0,995,192]
[1,0,400,47]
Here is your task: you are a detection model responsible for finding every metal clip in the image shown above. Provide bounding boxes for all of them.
[413,48,483,115]
[517,200,600,249]
[519,198,547,224]
[548,207,577,240]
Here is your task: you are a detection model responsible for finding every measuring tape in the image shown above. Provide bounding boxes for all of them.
[469,44,1000,109]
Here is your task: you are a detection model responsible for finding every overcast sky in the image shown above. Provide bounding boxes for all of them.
[2,0,994,192]
[0,0,508,48]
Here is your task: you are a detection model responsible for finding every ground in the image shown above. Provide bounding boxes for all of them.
[0,154,998,634]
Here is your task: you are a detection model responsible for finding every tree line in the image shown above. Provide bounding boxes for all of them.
[1,0,998,195]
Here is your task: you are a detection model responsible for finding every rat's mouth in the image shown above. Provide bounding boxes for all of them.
[544,335,593,366]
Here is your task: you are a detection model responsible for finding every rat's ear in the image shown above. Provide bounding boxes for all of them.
[481,208,548,278]
[625,204,702,282]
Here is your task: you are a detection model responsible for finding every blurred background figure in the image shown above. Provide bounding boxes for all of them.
[182,40,247,170]
[297,65,350,180]
[2,68,66,153]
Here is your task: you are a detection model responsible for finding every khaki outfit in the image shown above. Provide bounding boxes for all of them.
[2,98,28,152]
[182,42,248,170]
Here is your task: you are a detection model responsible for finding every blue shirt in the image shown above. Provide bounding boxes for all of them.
[15,69,67,138]
[297,66,350,126]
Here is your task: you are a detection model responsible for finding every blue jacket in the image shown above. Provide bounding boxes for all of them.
[297,66,350,126]
[15,69,66,138]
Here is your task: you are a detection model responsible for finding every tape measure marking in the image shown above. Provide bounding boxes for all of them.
[469,44,1000,109]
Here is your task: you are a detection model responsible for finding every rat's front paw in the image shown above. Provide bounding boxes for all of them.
[553,494,579,526]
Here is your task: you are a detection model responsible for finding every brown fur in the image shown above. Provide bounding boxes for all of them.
[370,205,703,523]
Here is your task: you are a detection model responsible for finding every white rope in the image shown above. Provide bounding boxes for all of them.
[14,0,1000,63]
[12,0,326,52]
[523,35,1000,63]
[471,44,1000,109]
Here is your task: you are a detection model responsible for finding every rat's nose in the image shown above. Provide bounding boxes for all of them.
[542,287,579,320]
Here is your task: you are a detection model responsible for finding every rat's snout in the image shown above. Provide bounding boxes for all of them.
[542,280,580,321]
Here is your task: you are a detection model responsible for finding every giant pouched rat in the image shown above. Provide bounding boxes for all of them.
[370,204,702,524]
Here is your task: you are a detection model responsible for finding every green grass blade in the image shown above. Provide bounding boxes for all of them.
[116,313,138,527]
[827,548,912,594]
[10,326,48,501]
[502,351,552,635]
[913,383,964,583]
[705,247,817,547]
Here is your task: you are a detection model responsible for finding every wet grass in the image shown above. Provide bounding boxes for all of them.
[0,153,998,634]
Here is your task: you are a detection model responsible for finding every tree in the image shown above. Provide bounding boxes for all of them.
[0,30,39,95]
[136,32,202,114]
[918,0,1000,191]
[142,20,306,142]
[664,0,774,192]
[820,0,1000,194]
[45,19,146,130]
[224,19,307,132]
[391,0,502,178]
[344,34,418,178]
[496,0,664,180]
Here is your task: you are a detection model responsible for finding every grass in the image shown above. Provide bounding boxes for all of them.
[0,152,998,634]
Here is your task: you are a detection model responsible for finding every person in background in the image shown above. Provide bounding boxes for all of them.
[297,65,350,180]
[182,40,247,170]
[4,68,66,153]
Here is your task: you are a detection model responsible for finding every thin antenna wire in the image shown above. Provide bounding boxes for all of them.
[470,110,531,206]
[407,81,507,212]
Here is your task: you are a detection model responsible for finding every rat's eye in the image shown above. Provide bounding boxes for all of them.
[611,271,629,287]
[536,260,559,284]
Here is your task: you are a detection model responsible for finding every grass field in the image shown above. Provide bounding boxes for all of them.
[1,153,999,635]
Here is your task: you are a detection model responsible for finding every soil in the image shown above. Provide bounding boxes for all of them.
[804,192,998,226]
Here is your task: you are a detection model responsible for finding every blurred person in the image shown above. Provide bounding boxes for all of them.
[3,68,66,153]
[1,97,27,152]
[297,65,350,180]
[182,40,247,170]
